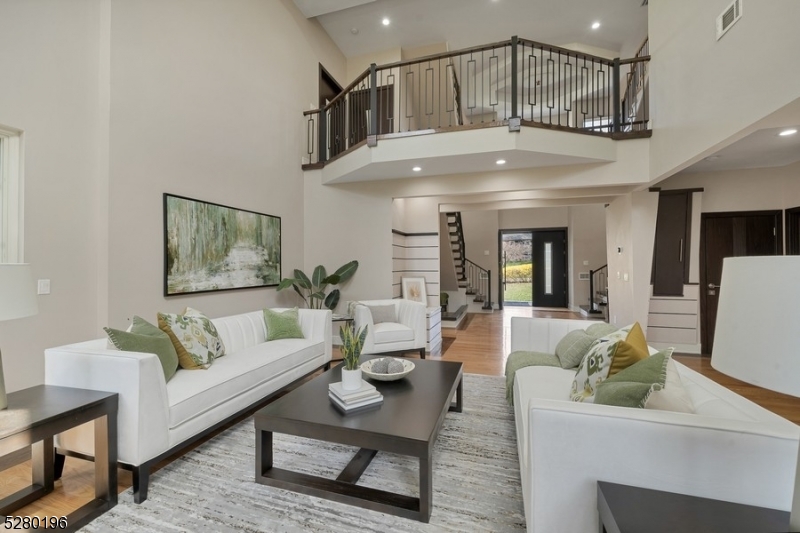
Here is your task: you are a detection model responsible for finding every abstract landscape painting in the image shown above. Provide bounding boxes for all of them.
[164,194,281,295]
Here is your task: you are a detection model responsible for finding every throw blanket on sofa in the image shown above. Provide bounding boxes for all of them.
[505,351,560,404]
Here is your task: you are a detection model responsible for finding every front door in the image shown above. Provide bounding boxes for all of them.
[700,211,782,354]
[531,229,568,308]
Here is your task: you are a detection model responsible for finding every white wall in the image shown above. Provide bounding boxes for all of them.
[568,204,608,310]
[498,207,568,230]
[649,0,800,181]
[605,191,658,331]
[0,0,105,391]
[0,0,346,391]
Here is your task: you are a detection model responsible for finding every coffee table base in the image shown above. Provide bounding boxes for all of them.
[255,388,463,523]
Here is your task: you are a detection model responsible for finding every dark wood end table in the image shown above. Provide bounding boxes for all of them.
[597,481,790,533]
[255,358,463,522]
[0,385,118,531]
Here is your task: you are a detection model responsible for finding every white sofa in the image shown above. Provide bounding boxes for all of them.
[353,299,427,358]
[510,317,800,533]
[44,308,331,503]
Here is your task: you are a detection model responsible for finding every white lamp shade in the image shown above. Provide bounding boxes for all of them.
[0,264,38,321]
[711,256,800,398]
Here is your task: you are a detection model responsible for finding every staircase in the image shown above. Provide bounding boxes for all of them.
[580,264,608,320]
[445,212,492,312]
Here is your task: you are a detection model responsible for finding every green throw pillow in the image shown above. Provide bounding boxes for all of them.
[585,323,619,338]
[594,348,674,408]
[105,316,179,382]
[263,308,305,341]
[555,329,596,369]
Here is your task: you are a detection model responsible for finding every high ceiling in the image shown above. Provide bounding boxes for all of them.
[298,0,648,58]
[679,127,800,174]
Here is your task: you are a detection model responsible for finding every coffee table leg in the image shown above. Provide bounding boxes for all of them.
[420,453,433,522]
[256,429,273,477]
[449,376,463,413]
[31,437,55,494]
[95,413,117,506]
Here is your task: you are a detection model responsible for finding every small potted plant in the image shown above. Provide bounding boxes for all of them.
[440,292,449,314]
[339,323,368,390]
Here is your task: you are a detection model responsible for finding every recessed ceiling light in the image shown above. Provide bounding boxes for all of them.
[704,155,721,161]
[382,17,390,26]
[779,128,798,136]
[412,166,422,172]
[496,159,506,165]
[591,21,601,30]
[350,28,359,35]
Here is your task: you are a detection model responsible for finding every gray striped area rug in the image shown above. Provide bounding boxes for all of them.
[82,374,525,532]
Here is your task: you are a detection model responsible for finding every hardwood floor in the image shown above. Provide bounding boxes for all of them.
[4,308,799,520]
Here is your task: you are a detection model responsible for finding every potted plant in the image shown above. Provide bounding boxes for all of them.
[277,261,358,310]
[440,292,449,314]
[339,323,368,390]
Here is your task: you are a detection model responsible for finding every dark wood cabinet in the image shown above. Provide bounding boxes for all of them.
[652,191,691,296]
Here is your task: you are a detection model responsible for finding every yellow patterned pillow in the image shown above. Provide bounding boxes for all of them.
[607,322,650,377]
[157,308,225,369]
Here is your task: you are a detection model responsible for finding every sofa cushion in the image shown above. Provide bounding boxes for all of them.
[373,322,414,344]
[570,324,634,402]
[646,358,695,413]
[554,330,596,369]
[366,304,397,324]
[167,338,324,429]
[594,349,672,408]
[104,316,179,382]
[264,308,305,341]
[211,311,266,354]
[158,309,226,369]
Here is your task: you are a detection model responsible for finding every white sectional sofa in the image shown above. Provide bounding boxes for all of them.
[510,317,800,533]
[44,308,331,503]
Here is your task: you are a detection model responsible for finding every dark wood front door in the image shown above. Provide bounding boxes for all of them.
[700,211,782,354]
[531,229,568,308]
[319,64,346,158]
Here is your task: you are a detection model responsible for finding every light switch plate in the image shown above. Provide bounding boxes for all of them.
[623,272,629,281]
[583,260,589,266]
[38,279,51,295]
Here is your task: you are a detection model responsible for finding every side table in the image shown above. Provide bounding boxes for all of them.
[597,481,790,533]
[0,385,118,531]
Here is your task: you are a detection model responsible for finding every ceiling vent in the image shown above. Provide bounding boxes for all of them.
[716,0,742,40]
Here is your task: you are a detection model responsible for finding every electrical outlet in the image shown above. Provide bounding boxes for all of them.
[484,250,490,256]
[583,260,589,266]
[623,272,629,282]
[37,279,51,295]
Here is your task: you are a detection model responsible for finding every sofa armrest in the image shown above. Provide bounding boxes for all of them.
[44,340,171,466]
[524,398,799,533]
[296,308,332,363]
[510,317,603,354]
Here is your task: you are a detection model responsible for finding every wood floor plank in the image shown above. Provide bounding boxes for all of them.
[3,308,798,519]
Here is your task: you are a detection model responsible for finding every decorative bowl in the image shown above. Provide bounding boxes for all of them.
[361,358,415,381]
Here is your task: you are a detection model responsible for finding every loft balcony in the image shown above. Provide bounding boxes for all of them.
[302,37,650,184]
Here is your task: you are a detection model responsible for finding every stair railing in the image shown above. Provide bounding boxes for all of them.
[465,259,492,310]
[589,264,608,313]
[303,35,651,167]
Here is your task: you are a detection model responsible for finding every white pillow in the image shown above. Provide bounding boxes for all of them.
[645,359,695,413]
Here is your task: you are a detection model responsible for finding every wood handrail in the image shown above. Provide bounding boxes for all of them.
[517,38,614,65]
[376,39,514,71]
[303,67,371,115]
[619,55,651,66]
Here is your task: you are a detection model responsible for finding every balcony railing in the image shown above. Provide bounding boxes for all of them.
[304,36,650,166]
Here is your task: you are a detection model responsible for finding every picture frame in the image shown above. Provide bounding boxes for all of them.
[163,193,281,296]
[401,276,428,304]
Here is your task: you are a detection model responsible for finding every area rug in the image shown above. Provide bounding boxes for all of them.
[81,374,525,532]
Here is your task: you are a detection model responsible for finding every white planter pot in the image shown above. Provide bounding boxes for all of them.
[341,367,362,391]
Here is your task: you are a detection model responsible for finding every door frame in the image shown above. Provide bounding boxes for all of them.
[786,206,800,255]
[497,227,569,310]
[699,210,783,354]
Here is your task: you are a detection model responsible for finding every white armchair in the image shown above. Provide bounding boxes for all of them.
[353,299,427,358]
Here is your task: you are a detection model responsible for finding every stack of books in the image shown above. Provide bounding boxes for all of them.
[329,380,383,413]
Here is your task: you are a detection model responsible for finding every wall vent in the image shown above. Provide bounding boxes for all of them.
[716,0,742,40]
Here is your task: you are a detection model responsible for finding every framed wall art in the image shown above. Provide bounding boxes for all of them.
[401,276,428,304]
[164,193,281,296]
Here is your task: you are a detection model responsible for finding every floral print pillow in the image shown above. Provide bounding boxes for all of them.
[570,324,633,402]
[157,307,226,369]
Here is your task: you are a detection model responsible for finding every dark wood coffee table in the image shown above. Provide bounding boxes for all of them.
[254,358,463,522]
